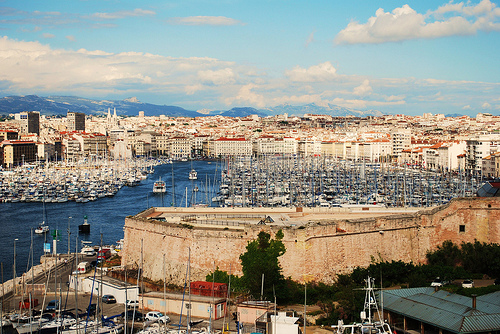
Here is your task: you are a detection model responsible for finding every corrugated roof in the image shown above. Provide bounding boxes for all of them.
[380,289,500,333]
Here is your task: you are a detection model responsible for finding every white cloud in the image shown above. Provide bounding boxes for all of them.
[198,68,235,85]
[462,105,472,110]
[91,8,155,20]
[42,33,54,39]
[335,1,500,44]
[286,62,337,82]
[168,16,242,26]
[0,36,235,96]
[66,35,76,42]
[482,102,492,109]
[353,79,373,96]
[225,84,265,107]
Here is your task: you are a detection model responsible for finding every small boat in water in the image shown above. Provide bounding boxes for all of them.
[153,177,166,194]
[188,169,197,180]
[35,221,49,234]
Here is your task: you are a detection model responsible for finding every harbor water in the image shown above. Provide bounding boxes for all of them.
[0,160,220,283]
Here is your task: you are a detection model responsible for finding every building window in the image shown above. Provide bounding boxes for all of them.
[459,225,465,233]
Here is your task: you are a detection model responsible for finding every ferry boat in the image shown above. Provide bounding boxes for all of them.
[153,177,166,193]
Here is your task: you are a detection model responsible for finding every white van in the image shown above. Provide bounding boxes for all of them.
[78,261,90,273]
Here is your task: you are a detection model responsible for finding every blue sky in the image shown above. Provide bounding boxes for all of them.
[0,0,500,116]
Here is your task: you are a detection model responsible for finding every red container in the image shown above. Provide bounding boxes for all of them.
[19,298,38,309]
[190,281,227,298]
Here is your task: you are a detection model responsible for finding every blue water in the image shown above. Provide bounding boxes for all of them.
[0,160,221,283]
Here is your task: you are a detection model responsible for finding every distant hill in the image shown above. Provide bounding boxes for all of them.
[214,107,268,118]
[445,113,464,118]
[0,95,384,118]
[265,103,384,117]
[0,95,199,117]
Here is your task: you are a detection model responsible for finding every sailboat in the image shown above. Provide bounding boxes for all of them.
[35,193,49,234]
[331,277,392,334]
[35,221,49,234]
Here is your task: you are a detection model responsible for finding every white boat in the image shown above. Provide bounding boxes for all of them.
[188,169,197,180]
[81,241,96,256]
[153,177,166,194]
[331,276,392,334]
[35,221,49,234]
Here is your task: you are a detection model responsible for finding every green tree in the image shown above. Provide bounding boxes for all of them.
[239,230,286,302]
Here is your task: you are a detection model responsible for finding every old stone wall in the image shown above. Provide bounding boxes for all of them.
[121,198,500,285]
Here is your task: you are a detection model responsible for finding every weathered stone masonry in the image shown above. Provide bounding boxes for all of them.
[121,197,500,285]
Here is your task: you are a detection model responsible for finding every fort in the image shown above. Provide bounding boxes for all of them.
[120,197,500,285]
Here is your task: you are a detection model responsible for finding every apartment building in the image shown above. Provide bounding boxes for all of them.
[0,140,37,167]
[212,137,252,156]
[170,136,192,158]
[391,129,411,162]
[15,111,40,135]
[466,134,500,174]
[67,112,86,132]
[254,136,298,156]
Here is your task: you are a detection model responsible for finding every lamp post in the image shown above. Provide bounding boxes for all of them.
[13,238,18,294]
[67,217,72,256]
[21,154,24,167]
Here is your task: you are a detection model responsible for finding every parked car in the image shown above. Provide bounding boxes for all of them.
[145,311,170,324]
[121,310,143,322]
[462,279,474,288]
[430,278,448,287]
[102,295,116,304]
[126,300,139,308]
[45,299,60,312]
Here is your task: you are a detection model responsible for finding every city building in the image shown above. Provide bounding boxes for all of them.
[0,140,37,167]
[67,112,86,132]
[14,111,40,135]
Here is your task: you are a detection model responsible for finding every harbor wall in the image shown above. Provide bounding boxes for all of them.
[121,197,500,285]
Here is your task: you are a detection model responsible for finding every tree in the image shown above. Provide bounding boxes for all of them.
[239,230,286,302]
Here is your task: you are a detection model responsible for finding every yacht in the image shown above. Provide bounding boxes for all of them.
[153,177,166,194]
[188,169,198,180]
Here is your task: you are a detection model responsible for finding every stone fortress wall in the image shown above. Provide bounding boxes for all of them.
[120,197,500,285]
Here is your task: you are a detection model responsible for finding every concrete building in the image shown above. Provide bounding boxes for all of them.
[212,137,252,157]
[15,111,40,135]
[466,134,500,175]
[72,133,108,157]
[169,136,192,158]
[254,136,298,156]
[67,112,86,132]
[391,129,411,162]
[0,140,37,167]
[0,130,18,141]
[69,275,139,304]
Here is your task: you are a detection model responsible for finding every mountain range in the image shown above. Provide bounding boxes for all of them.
[0,95,384,118]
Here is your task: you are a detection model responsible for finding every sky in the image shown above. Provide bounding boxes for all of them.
[0,0,500,116]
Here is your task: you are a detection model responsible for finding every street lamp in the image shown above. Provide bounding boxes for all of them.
[21,154,24,167]
[13,238,18,294]
[67,217,72,256]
